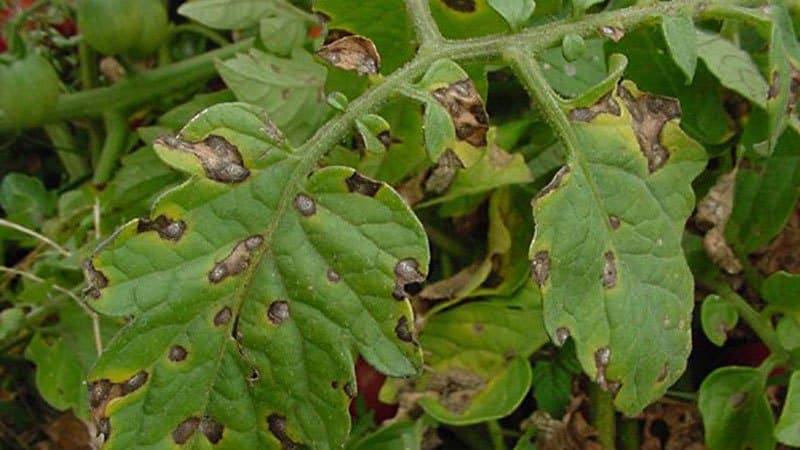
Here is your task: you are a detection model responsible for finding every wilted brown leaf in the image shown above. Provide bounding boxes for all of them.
[696,170,743,274]
[317,35,380,75]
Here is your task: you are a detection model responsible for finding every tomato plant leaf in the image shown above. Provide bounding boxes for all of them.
[776,370,800,446]
[429,0,508,38]
[533,80,705,415]
[762,271,800,317]
[416,285,548,424]
[487,0,535,31]
[85,103,428,449]
[259,16,307,57]
[700,294,738,346]
[696,30,769,108]
[698,367,775,450]
[660,14,696,83]
[178,0,291,30]
[346,420,426,450]
[216,48,329,145]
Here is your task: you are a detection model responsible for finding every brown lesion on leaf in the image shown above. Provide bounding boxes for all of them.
[431,79,489,147]
[169,345,188,362]
[695,170,742,274]
[214,306,232,326]
[83,259,108,299]
[326,268,341,283]
[137,215,186,241]
[344,381,357,399]
[568,93,621,122]
[172,416,224,445]
[267,414,302,450]
[442,0,476,12]
[728,392,748,409]
[531,251,551,287]
[156,134,250,183]
[208,235,264,283]
[534,165,570,203]
[89,371,149,441]
[598,25,625,42]
[608,215,621,230]
[293,193,316,217]
[555,327,570,346]
[427,368,485,413]
[594,347,620,395]
[172,417,199,444]
[424,149,464,194]
[395,316,414,343]
[267,300,290,325]
[656,363,669,383]
[317,35,380,76]
[602,251,617,289]
[346,172,382,197]
[617,85,680,173]
[393,258,425,300]
[769,71,781,100]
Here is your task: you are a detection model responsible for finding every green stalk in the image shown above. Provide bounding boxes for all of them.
[43,123,89,180]
[589,382,616,450]
[487,420,506,450]
[92,110,129,186]
[618,417,640,450]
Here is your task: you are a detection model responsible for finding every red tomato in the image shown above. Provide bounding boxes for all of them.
[349,357,398,423]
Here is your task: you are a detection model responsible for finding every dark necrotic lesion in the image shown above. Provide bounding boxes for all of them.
[442,0,476,12]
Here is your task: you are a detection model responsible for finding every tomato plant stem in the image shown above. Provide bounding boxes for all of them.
[92,109,128,185]
[487,420,505,450]
[618,416,640,450]
[405,0,443,48]
[589,382,616,450]
[43,123,89,180]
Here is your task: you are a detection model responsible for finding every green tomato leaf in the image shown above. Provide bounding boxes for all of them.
[660,15,697,83]
[0,173,56,232]
[423,101,456,162]
[541,38,607,99]
[346,420,426,450]
[259,16,308,57]
[727,129,800,254]
[777,316,800,350]
[700,294,738,347]
[314,0,415,74]
[487,0,535,31]
[178,0,296,30]
[531,341,580,417]
[430,0,509,39]
[416,286,548,425]
[776,371,800,446]
[698,367,775,450]
[355,114,391,154]
[0,307,25,340]
[696,30,769,108]
[762,271,800,317]
[535,80,705,415]
[216,48,329,145]
[85,103,428,449]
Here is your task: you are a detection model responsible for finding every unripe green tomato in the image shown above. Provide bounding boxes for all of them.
[562,33,586,62]
[77,0,169,57]
[0,55,61,128]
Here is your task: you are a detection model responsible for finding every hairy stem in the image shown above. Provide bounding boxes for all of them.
[589,382,617,450]
[405,0,443,47]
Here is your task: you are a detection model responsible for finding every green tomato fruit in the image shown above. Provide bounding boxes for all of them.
[77,0,169,57]
[561,33,586,62]
[0,55,61,128]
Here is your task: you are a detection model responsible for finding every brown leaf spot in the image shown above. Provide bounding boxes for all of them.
[199,417,224,444]
[768,71,780,100]
[330,380,339,389]
[395,316,414,343]
[531,251,551,286]
[608,215,621,230]
[344,382,357,399]
[424,149,464,194]
[346,172,382,196]
[534,165,570,203]
[602,251,617,289]
[442,0,476,12]
[317,35,380,76]
[656,363,669,382]
[555,327,570,346]
[214,307,232,326]
[293,193,316,217]
[267,300,290,325]
[326,268,341,283]
[618,86,679,173]
[267,414,301,449]
[156,134,250,183]
[568,93,621,122]
[249,369,260,382]
[97,417,111,440]
[137,215,186,241]
[208,235,264,283]
[432,79,489,146]
[427,368,485,413]
[169,345,188,362]
[594,347,616,393]
[83,260,108,299]
[728,391,748,409]
[172,417,199,445]
[394,258,425,300]
[599,25,625,42]
[472,322,484,334]
[89,371,149,438]
[121,371,148,395]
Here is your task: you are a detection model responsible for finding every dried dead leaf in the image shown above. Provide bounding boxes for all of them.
[753,203,800,274]
[431,79,489,147]
[317,35,380,76]
[696,170,743,274]
[641,399,705,450]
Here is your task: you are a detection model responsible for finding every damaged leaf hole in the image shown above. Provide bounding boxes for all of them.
[393,258,425,300]
[267,414,302,449]
[208,235,264,283]
[169,345,188,362]
[137,214,186,241]
[267,300,290,325]
[431,79,488,147]
[602,251,617,288]
[83,260,108,299]
[531,251,551,286]
[156,134,250,183]
[172,416,224,445]
[214,306,232,326]
[346,172,382,196]
[294,193,316,217]
[618,85,679,173]
[249,368,260,382]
